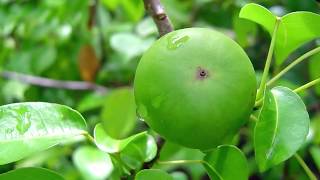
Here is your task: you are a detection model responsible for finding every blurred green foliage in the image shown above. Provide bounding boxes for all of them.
[0,0,320,179]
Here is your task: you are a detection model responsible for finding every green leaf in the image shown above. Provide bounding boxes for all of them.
[135,169,173,180]
[77,93,106,113]
[31,45,57,74]
[121,0,144,22]
[110,33,155,62]
[308,52,320,95]
[94,124,157,163]
[101,88,136,139]
[2,80,29,103]
[274,12,320,66]
[94,123,143,153]
[0,167,64,180]
[0,102,87,165]
[203,145,249,180]
[239,3,277,35]
[240,3,320,66]
[254,87,309,171]
[73,146,113,180]
[310,114,320,144]
[310,146,320,171]
[120,133,157,169]
[101,0,119,11]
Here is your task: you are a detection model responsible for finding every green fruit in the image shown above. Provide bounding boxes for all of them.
[134,28,256,150]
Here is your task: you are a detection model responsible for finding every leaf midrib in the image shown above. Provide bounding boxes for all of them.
[267,92,279,160]
[0,130,86,143]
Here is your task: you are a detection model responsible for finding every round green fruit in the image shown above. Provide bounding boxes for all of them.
[134,28,256,150]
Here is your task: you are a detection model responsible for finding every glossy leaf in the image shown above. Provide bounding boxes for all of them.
[255,87,309,171]
[275,12,320,65]
[94,123,143,153]
[0,102,87,165]
[94,124,157,162]
[203,145,249,180]
[240,3,320,65]
[120,133,157,169]
[15,147,64,168]
[135,169,173,180]
[0,167,64,180]
[73,146,113,180]
[239,3,277,35]
[136,17,158,37]
[308,52,320,95]
[101,88,136,139]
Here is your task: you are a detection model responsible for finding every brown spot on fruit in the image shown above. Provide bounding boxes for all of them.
[197,67,209,80]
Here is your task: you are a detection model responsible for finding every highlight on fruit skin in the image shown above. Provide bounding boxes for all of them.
[134,28,257,150]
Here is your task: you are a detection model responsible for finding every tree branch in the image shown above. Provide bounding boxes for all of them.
[0,71,108,93]
[143,0,173,36]
[140,0,173,169]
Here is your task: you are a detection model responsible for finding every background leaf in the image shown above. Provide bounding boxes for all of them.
[308,52,320,95]
[77,92,106,113]
[73,146,113,180]
[0,167,64,180]
[233,13,257,48]
[254,87,309,171]
[203,145,249,180]
[310,146,320,171]
[101,88,136,139]
[110,32,155,62]
[121,0,144,22]
[135,169,173,180]
[0,102,87,165]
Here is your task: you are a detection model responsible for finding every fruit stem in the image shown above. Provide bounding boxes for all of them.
[255,77,320,107]
[294,77,320,93]
[143,0,174,36]
[294,153,317,180]
[267,47,320,86]
[256,17,281,101]
[82,132,96,145]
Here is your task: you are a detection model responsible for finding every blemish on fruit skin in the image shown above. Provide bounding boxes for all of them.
[137,104,148,120]
[152,95,164,109]
[196,67,209,80]
[167,34,190,50]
